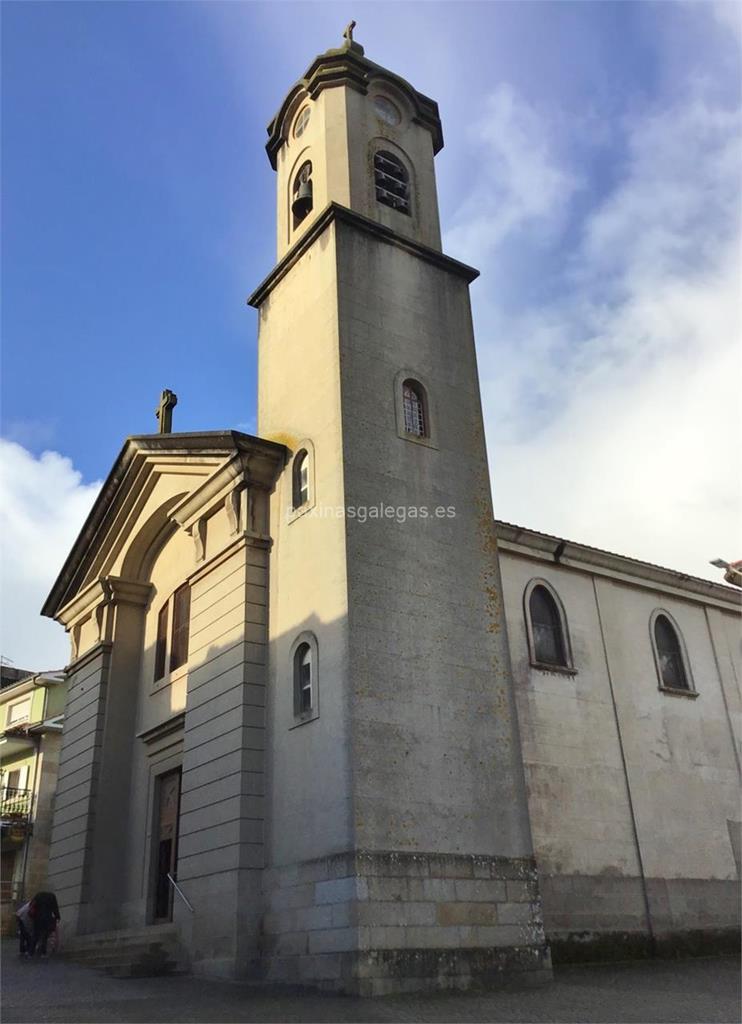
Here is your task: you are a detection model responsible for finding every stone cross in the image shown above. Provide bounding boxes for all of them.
[156,389,177,433]
[343,20,356,45]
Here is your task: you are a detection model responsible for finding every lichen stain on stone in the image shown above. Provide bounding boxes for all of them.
[264,430,299,451]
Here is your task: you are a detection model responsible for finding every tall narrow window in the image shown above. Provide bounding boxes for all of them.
[292,161,313,228]
[374,151,410,214]
[653,614,690,691]
[402,380,426,437]
[154,602,169,681]
[528,584,569,668]
[295,642,312,714]
[292,450,309,509]
[169,585,191,673]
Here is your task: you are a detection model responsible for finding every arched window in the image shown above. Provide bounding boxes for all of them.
[292,449,309,509]
[292,161,313,228]
[653,614,690,691]
[525,582,572,670]
[374,150,410,214]
[294,642,312,714]
[402,380,426,437]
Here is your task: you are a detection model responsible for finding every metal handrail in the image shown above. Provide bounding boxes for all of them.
[167,872,194,913]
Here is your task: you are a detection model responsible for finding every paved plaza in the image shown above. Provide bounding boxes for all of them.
[2,943,739,1024]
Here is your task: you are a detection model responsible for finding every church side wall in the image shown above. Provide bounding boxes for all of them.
[337,226,536,860]
[258,224,353,866]
[499,548,741,960]
[176,534,270,979]
[297,224,550,994]
[257,224,359,986]
[47,643,111,934]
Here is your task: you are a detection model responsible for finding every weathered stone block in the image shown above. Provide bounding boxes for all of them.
[507,879,539,902]
[308,927,357,954]
[497,901,541,925]
[454,878,507,902]
[437,902,499,926]
[358,901,436,927]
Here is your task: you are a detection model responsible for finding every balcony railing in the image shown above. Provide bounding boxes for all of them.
[1,787,33,825]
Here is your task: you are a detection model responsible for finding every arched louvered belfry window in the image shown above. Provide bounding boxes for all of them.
[402,380,426,437]
[292,449,309,509]
[527,583,570,669]
[653,613,690,691]
[374,150,410,214]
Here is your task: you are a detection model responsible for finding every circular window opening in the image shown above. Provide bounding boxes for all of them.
[293,106,311,138]
[373,96,401,126]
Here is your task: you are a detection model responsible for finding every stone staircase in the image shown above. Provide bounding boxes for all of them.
[61,923,188,978]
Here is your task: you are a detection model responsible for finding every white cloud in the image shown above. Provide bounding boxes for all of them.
[451,84,741,581]
[445,84,582,269]
[0,441,101,671]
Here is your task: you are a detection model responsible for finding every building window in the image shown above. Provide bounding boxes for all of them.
[524,580,573,671]
[293,106,311,138]
[292,449,309,509]
[170,585,191,673]
[290,633,319,725]
[402,380,426,437]
[292,160,313,228]
[652,612,692,692]
[374,150,410,214]
[153,585,191,682]
[295,643,312,714]
[154,602,169,682]
[6,699,31,727]
[373,95,401,126]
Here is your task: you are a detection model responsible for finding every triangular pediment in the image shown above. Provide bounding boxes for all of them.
[42,431,286,620]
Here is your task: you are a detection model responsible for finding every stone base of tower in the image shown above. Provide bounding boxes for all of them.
[260,851,552,995]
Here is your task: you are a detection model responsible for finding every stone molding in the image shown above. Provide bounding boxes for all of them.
[496,521,742,611]
[265,44,443,170]
[247,202,479,309]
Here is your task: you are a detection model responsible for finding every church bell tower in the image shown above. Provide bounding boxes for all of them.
[249,29,550,995]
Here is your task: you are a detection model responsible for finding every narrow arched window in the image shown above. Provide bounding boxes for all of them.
[402,380,426,437]
[294,642,312,714]
[374,151,410,214]
[653,614,690,691]
[292,449,309,509]
[292,161,313,228]
[528,585,568,668]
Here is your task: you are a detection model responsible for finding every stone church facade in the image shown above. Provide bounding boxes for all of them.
[41,35,740,994]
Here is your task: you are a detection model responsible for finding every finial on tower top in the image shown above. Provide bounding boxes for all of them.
[341,20,363,54]
[156,389,178,434]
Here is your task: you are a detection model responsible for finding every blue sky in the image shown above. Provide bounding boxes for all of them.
[2,2,740,667]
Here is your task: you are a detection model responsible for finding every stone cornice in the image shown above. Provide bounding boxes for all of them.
[247,202,479,308]
[170,447,284,534]
[65,641,113,677]
[137,711,185,745]
[265,44,443,170]
[495,520,742,612]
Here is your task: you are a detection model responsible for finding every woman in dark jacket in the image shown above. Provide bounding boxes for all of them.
[29,891,61,957]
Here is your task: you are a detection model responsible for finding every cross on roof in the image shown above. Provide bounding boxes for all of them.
[155,389,177,434]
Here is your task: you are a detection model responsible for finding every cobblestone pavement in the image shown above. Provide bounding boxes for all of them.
[2,943,739,1024]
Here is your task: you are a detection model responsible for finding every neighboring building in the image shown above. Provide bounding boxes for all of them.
[497,522,741,960]
[39,31,740,995]
[1,671,66,930]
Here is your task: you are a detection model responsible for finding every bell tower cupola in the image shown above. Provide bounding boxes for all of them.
[265,25,444,258]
